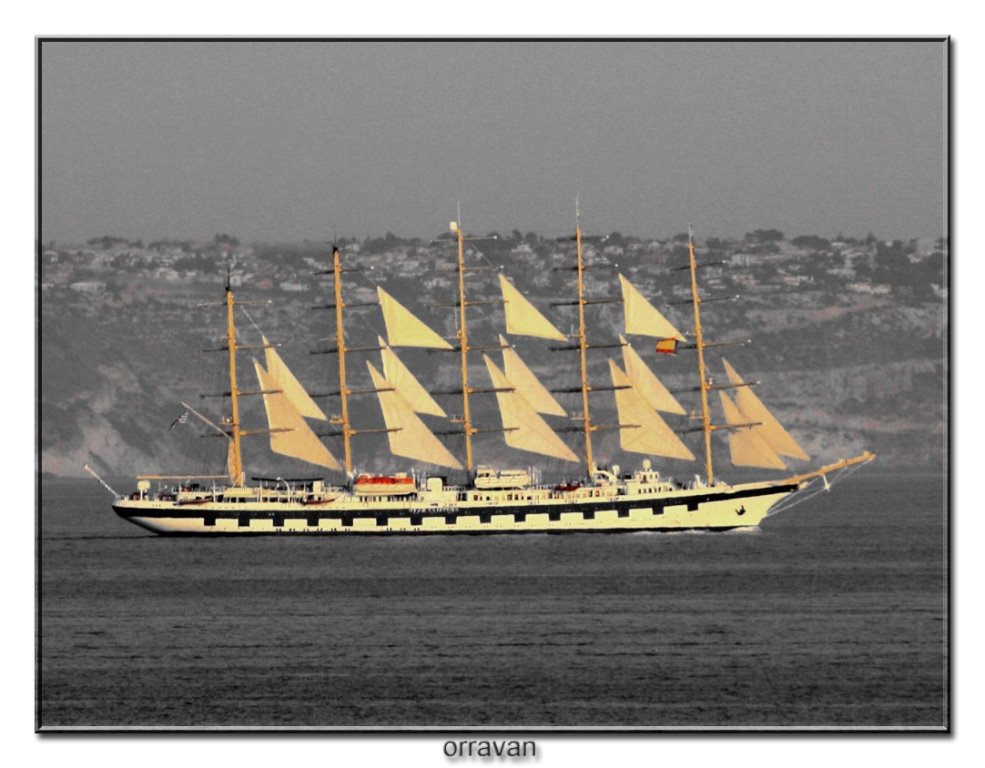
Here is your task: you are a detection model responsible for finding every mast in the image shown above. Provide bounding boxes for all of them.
[225,283,244,486]
[332,245,353,474]
[452,221,475,473]
[575,210,594,475]
[687,226,715,484]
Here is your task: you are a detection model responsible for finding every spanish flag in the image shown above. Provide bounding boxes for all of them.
[655,338,678,355]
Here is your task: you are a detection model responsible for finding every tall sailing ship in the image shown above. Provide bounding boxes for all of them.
[102,216,874,535]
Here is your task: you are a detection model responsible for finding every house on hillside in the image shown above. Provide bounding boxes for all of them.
[70,281,106,294]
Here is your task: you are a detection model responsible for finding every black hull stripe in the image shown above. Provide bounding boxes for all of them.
[124,526,748,538]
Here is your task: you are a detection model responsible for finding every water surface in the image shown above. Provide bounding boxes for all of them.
[38,474,946,728]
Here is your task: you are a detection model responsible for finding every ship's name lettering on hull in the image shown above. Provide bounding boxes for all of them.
[443,739,537,759]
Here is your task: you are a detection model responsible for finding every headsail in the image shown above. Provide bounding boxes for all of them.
[608,360,695,460]
[366,361,463,469]
[718,389,787,470]
[498,335,566,417]
[620,335,686,415]
[498,274,567,341]
[378,337,447,417]
[721,358,809,461]
[483,355,578,463]
[253,359,341,471]
[618,274,686,341]
[377,287,453,349]
[261,335,327,421]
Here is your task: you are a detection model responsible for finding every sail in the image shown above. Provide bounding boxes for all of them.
[718,390,787,470]
[377,287,453,349]
[253,359,341,471]
[226,438,238,484]
[619,274,686,341]
[483,355,579,463]
[498,274,567,341]
[721,358,809,461]
[608,360,695,460]
[366,362,463,469]
[620,335,686,415]
[498,335,566,417]
[378,337,447,417]
[261,335,327,421]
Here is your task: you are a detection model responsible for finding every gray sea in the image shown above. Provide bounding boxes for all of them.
[38,473,946,729]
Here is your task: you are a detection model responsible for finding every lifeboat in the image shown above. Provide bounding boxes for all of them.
[353,473,416,496]
[554,482,582,493]
[473,465,532,489]
[301,495,338,505]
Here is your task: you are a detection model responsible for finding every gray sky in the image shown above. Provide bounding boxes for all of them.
[40,40,946,244]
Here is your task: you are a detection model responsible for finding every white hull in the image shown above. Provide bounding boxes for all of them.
[112,479,800,536]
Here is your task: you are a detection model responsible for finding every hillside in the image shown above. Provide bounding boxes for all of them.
[39,231,947,480]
